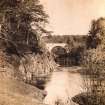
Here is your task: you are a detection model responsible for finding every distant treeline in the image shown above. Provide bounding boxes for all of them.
[42,35,87,44]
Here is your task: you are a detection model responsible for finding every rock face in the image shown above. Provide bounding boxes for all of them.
[72,92,105,105]
[72,93,88,105]
[0,76,45,105]
[0,50,49,105]
[18,53,57,86]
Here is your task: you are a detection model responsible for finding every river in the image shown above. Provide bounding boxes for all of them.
[43,67,85,105]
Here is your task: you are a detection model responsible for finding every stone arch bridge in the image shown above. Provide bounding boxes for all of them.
[46,43,66,52]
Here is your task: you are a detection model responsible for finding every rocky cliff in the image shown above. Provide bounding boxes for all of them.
[0,49,53,105]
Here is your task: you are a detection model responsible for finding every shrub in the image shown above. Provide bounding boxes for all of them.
[82,18,105,105]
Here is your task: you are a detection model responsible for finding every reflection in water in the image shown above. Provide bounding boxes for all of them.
[44,71,85,105]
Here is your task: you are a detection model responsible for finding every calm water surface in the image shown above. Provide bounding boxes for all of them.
[44,67,85,105]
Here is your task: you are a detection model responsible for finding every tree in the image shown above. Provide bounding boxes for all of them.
[86,18,105,49]
[82,18,105,105]
[0,0,57,85]
[0,0,49,56]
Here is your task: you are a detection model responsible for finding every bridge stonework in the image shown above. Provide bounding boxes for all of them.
[46,43,66,52]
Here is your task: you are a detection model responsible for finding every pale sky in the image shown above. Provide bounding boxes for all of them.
[40,0,105,35]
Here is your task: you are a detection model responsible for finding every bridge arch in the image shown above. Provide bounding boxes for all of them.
[51,46,67,56]
[46,43,66,52]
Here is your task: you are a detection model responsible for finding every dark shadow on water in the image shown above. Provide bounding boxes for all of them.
[35,79,46,90]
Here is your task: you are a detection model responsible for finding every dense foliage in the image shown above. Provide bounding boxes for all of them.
[0,0,49,56]
[0,0,57,88]
[83,18,105,105]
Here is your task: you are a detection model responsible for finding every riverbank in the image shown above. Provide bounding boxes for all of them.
[0,72,46,105]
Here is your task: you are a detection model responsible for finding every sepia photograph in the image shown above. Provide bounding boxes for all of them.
[0,0,105,105]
